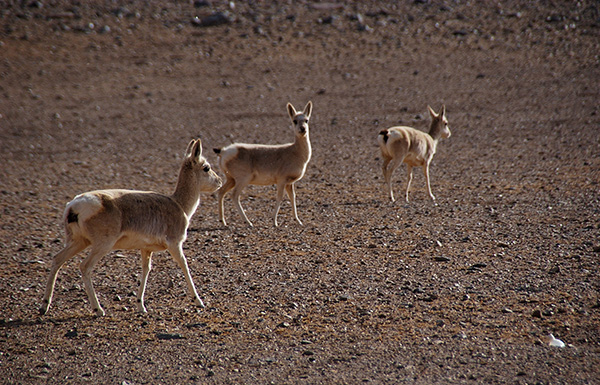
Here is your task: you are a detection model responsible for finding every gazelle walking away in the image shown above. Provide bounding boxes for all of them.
[378,105,451,202]
[213,101,313,227]
[39,139,222,316]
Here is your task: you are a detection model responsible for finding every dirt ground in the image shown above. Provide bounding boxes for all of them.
[1,0,599,383]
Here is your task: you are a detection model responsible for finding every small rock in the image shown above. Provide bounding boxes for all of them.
[434,256,450,262]
[156,333,184,340]
[192,12,233,27]
[532,309,543,318]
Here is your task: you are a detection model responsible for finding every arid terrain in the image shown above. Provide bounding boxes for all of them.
[1,0,599,383]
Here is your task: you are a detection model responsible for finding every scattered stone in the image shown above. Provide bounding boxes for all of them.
[434,256,450,262]
[192,12,233,27]
[531,309,543,318]
[64,328,78,338]
[338,294,352,301]
[156,333,184,340]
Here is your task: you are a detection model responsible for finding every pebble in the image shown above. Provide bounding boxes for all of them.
[192,12,233,28]
[156,333,184,340]
[531,309,543,318]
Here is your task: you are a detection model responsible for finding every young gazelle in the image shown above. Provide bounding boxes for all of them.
[378,105,451,202]
[213,101,313,227]
[39,139,222,316]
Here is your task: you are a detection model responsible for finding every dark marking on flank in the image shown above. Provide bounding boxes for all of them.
[213,148,221,154]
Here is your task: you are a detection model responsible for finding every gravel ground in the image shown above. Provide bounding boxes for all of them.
[1,1,599,383]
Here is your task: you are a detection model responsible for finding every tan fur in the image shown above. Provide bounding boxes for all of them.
[214,101,312,227]
[40,139,222,316]
[378,105,451,202]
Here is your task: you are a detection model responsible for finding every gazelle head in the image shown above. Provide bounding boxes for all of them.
[428,105,451,139]
[182,139,222,193]
[287,101,313,137]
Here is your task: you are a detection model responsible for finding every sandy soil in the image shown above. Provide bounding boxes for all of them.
[1,0,599,383]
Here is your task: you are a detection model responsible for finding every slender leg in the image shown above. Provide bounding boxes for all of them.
[231,177,253,227]
[273,182,286,227]
[168,243,204,308]
[423,162,436,201]
[137,250,153,313]
[405,165,414,203]
[217,177,235,226]
[381,155,392,201]
[79,243,114,316]
[286,183,303,225]
[40,239,88,315]
[386,158,403,202]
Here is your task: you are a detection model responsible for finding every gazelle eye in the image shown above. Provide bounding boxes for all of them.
[203,165,210,172]
[293,119,298,125]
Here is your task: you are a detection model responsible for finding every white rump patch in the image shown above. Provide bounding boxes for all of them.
[66,192,104,222]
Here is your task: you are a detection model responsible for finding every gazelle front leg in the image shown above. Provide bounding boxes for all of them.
[168,243,205,308]
[273,182,288,227]
[137,250,153,313]
[423,162,436,201]
[286,183,303,225]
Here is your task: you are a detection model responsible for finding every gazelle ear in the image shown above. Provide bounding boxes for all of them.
[185,139,196,157]
[186,139,202,159]
[428,105,438,118]
[303,101,313,119]
[441,105,446,117]
[192,139,203,159]
[287,103,297,120]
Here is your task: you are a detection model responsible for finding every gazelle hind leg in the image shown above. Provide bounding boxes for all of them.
[137,250,153,313]
[217,177,235,226]
[168,244,204,308]
[79,242,114,316]
[231,177,253,227]
[385,157,404,202]
[381,155,393,201]
[40,239,88,315]
[405,165,414,203]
